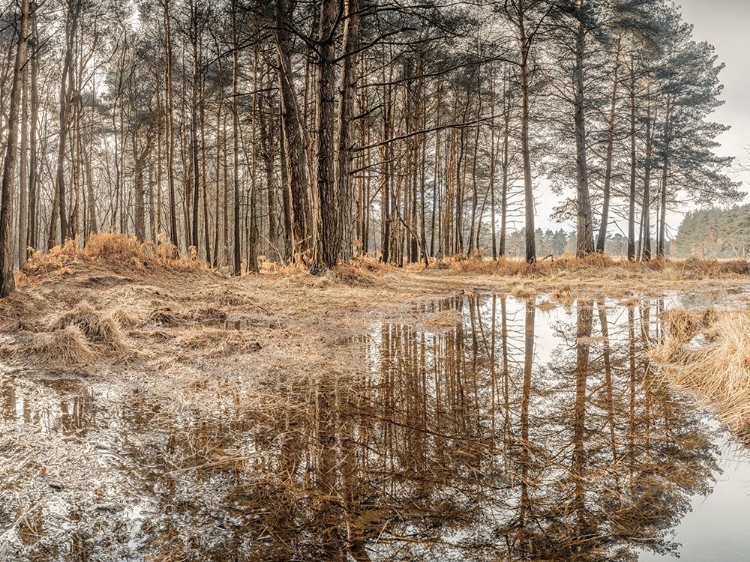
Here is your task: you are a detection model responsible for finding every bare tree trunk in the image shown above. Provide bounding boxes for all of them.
[275,0,310,257]
[232,0,241,275]
[500,68,511,257]
[133,127,155,240]
[18,30,29,266]
[190,0,200,253]
[316,0,339,268]
[85,72,98,239]
[488,72,498,260]
[27,6,39,255]
[49,0,82,249]
[213,39,223,266]
[430,81,441,258]
[199,36,211,264]
[518,5,535,263]
[337,0,359,262]
[247,48,260,273]
[0,0,30,297]
[657,99,672,258]
[596,35,621,254]
[164,0,178,248]
[627,56,636,261]
[573,0,594,257]
[641,83,653,262]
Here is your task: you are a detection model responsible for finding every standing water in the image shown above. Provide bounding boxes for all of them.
[1,295,749,560]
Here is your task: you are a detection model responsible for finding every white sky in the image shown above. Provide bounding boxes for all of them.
[535,0,749,233]
[679,0,750,180]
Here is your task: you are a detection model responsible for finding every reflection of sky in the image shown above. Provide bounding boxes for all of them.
[3,294,750,561]
[639,430,750,562]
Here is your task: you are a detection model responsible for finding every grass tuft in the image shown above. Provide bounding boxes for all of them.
[23,233,209,278]
[16,325,95,366]
[52,302,126,350]
[652,308,750,436]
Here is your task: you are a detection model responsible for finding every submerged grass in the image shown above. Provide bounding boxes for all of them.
[652,308,750,437]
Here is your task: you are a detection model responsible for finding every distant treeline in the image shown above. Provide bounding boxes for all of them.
[479,229,632,259]
[673,206,750,258]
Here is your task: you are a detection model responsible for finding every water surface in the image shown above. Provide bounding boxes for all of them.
[1,295,748,561]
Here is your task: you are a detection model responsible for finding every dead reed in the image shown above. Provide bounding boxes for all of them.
[437,254,750,279]
[651,308,750,436]
[22,233,210,278]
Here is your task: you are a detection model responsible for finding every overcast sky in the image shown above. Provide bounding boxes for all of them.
[679,0,750,182]
[535,1,749,232]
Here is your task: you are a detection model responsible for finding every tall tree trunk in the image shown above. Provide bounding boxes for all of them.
[133,128,155,241]
[27,6,39,256]
[573,0,594,257]
[164,0,178,248]
[316,0,339,268]
[337,0,359,262]
[85,72,98,240]
[657,100,672,258]
[231,0,241,275]
[430,81,441,258]
[199,36,211,264]
[275,0,310,257]
[518,6,536,263]
[0,0,30,297]
[213,42,223,266]
[49,0,81,249]
[627,56,636,261]
[190,0,200,253]
[18,31,29,267]
[641,83,653,262]
[488,71,497,260]
[596,36,621,254]
[499,67,511,257]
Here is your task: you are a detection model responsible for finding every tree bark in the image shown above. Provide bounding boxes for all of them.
[27,6,38,255]
[275,0,310,257]
[48,0,82,249]
[518,6,536,263]
[573,0,594,257]
[316,0,340,268]
[627,56,636,261]
[337,0,359,262]
[596,36,621,254]
[0,0,30,297]
[232,0,241,275]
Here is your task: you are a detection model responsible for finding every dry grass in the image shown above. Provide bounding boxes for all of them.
[2,235,749,410]
[0,302,131,367]
[651,308,750,436]
[22,233,210,279]
[177,328,262,357]
[52,302,126,350]
[6,325,94,366]
[437,254,750,280]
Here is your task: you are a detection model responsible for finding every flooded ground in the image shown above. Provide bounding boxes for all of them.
[1,294,749,561]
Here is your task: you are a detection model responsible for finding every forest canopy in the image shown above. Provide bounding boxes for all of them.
[0,0,744,296]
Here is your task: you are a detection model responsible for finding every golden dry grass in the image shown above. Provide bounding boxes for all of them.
[651,308,750,435]
[19,233,210,284]
[3,325,94,366]
[436,253,750,279]
[52,302,126,350]
[1,235,749,417]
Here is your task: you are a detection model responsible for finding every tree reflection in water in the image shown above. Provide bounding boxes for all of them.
[0,296,722,561]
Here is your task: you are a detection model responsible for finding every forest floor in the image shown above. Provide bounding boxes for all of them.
[0,234,748,412]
